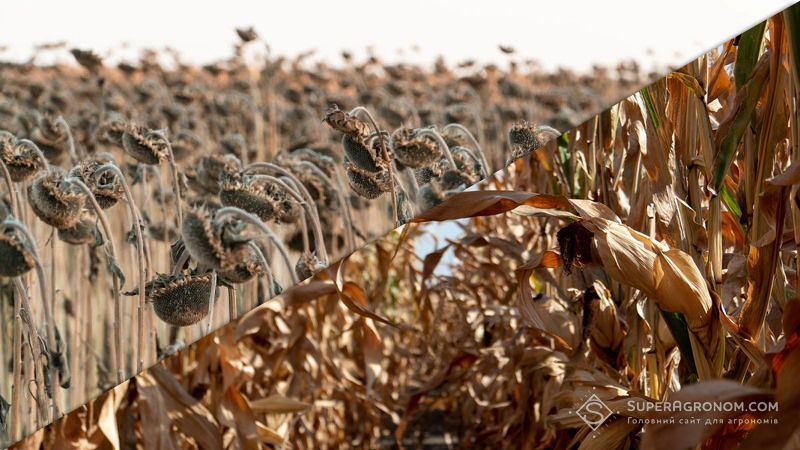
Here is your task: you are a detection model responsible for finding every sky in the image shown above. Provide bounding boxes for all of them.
[0,0,794,71]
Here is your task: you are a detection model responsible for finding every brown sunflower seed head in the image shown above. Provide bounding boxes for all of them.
[444,103,473,125]
[196,154,242,193]
[0,229,35,276]
[295,254,325,281]
[235,27,259,43]
[30,112,68,165]
[122,124,169,165]
[95,116,127,148]
[68,159,123,209]
[272,186,302,224]
[556,221,595,274]
[219,175,278,222]
[390,127,442,168]
[28,169,87,229]
[345,162,391,200]
[440,168,476,191]
[323,105,370,137]
[70,48,103,72]
[0,131,44,182]
[219,245,263,284]
[508,121,540,151]
[414,163,444,185]
[451,146,483,178]
[57,212,97,245]
[342,133,383,172]
[295,256,314,281]
[146,272,213,327]
[181,206,248,270]
[378,99,413,128]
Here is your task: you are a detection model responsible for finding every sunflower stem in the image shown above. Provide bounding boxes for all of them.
[65,178,124,383]
[151,130,183,230]
[205,271,217,335]
[0,160,19,217]
[92,163,148,374]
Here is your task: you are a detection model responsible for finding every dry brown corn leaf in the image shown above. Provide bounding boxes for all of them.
[250,394,311,414]
[148,365,223,450]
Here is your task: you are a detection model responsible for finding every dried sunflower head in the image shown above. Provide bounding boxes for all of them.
[143,272,214,326]
[181,206,249,271]
[70,48,103,72]
[323,105,370,137]
[122,124,169,165]
[0,131,44,182]
[29,111,69,165]
[287,148,339,178]
[294,253,325,281]
[220,133,248,160]
[95,115,127,148]
[195,154,242,194]
[235,27,259,43]
[342,133,384,173]
[219,243,264,284]
[57,211,97,245]
[28,169,86,229]
[220,171,278,222]
[68,159,123,209]
[390,127,441,168]
[418,181,447,211]
[414,162,444,186]
[289,160,337,209]
[345,162,391,200]
[508,121,540,151]
[0,226,35,277]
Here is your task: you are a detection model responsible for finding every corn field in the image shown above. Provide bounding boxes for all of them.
[6,6,800,449]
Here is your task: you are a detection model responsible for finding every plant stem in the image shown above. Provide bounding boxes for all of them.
[93,164,147,373]
[55,116,80,163]
[228,286,237,323]
[247,241,275,298]
[2,220,59,419]
[65,179,124,383]
[205,271,217,335]
[11,278,23,441]
[294,161,356,251]
[151,130,183,230]
[0,160,19,217]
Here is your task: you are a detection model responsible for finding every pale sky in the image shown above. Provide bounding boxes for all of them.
[0,0,794,71]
